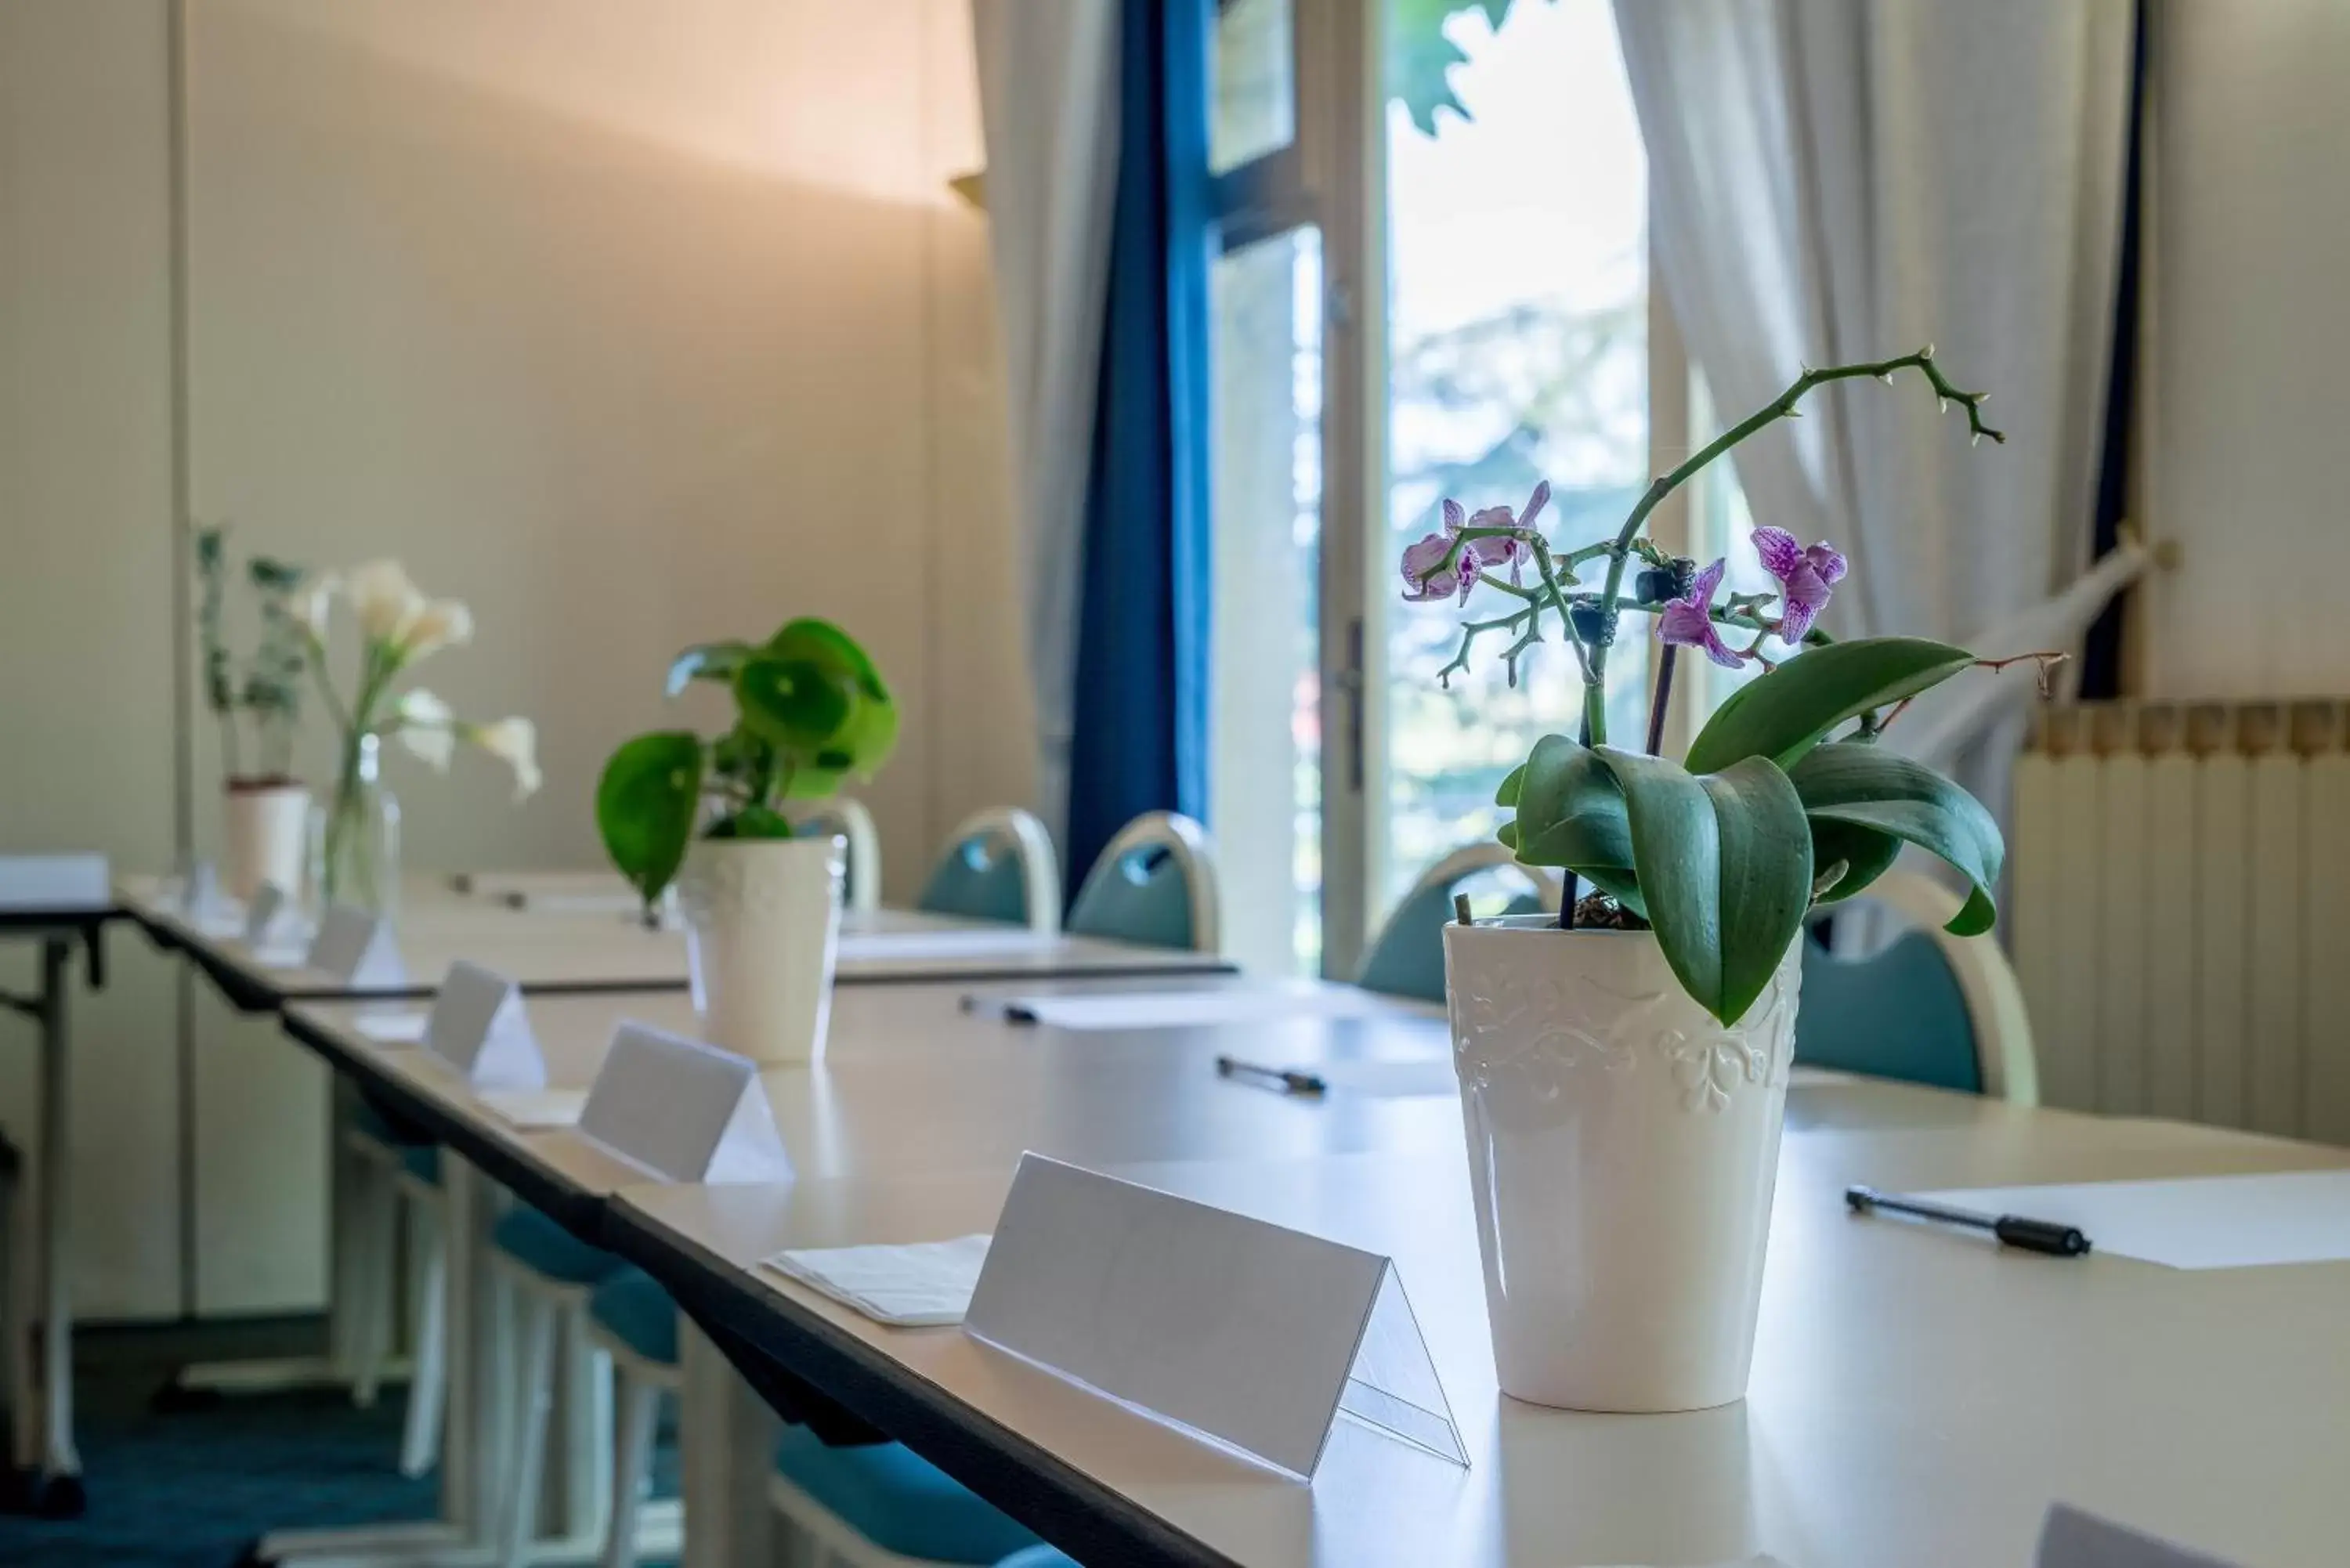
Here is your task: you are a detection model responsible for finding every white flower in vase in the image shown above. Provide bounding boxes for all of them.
[466,717,541,800]
[396,598,474,660]
[345,559,425,644]
[290,571,340,639]
[393,688,457,771]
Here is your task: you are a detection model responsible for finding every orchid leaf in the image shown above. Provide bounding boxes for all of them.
[595,731,702,902]
[1591,747,1811,1027]
[1789,742,2003,934]
[1684,637,1973,775]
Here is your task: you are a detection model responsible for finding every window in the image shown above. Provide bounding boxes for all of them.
[1377,0,1654,911]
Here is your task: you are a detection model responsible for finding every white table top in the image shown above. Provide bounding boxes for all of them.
[616,1104,2350,1568]
[121,873,1230,1003]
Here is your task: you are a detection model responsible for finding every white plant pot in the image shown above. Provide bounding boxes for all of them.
[677,836,844,1066]
[1442,914,1802,1412]
[222,782,310,903]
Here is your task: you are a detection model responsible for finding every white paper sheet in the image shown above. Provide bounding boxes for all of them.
[762,1235,992,1327]
[1310,1058,1458,1097]
[981,985,1404,1031]
[478,1088,589,1129]
[352,1009,431,1043]
[1916,1169,2350,1270]
[836,928,1053,963]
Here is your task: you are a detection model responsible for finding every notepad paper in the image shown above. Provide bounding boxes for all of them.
[762,1235,991,1327]
[983,985,1407,1031]
[478,1088,589,1129]
[836,928,1051,963]
[352,1009,431,1043]
[1916,1169,2350,1270]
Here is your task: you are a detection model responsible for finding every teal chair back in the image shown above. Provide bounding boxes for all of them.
[1795,927,1982,1093]
[1358,845,1560,1003]
[1791,870,2039,1101]
[1065,812,1219,952]
[916,808,1061,932]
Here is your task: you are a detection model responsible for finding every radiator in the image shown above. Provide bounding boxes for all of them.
[2013,701,2350,1143]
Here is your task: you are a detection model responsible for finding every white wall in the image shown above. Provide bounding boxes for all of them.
[2144,0,2350,695]
[0,0,1029,1319]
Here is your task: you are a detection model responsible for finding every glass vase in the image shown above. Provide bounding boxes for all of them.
[314,732,402,922]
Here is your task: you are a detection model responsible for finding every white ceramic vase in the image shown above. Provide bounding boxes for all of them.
[222,782,310,902]
[676,835,844,1066]
[1442,914,1802,1412]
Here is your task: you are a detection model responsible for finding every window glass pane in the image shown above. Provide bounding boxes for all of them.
[1209,227,1325,972]
[1212,0,1296,175]
[1379,0,1649,909]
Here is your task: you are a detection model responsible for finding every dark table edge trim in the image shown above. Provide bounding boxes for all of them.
[602,1198,1243,1568]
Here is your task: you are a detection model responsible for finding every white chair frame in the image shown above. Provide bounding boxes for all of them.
[767,1465,1005,1568]
[579,1317,684,1568]
[342,1125,448,1477]
[794,798,882,914]
[1830,869,2041,1106]
[932,807,1062,934]
[1076,811,1221,954]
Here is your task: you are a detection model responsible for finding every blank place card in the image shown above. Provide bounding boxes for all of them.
[2038,1503,2243,1568]
[1917,1169,2350,1270]
[421,961,544,1089]
[576,1021,792,1183]
[243,881,288,945]
[306,903,407,987]
[964,1155,1464,1480]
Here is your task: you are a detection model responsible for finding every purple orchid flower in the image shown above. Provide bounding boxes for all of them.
[1752,526,1847,645]
[1399,480,1553,604]
[1654,558,1747,669]
[1400,531,1470,603]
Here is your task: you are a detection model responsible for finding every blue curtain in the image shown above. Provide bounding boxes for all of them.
[1063,0,1213,902]
[2080,0,2146,699]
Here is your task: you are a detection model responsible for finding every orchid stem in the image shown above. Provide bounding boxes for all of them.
[1647,645,1679,756]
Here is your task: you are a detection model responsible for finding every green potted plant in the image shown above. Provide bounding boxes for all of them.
[595,618,898,1064]
[196,526,313,901]
[1404,349,2051,1414]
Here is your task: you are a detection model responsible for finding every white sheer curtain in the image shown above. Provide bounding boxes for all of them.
[1614,0,2140,807]
[970,1,1121,836]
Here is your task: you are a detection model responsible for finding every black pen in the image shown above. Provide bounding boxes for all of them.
[1216,1055,1326,1096]
[1846,1185,2091,1256]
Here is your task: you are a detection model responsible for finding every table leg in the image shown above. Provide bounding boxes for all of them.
[26,934,82,1517]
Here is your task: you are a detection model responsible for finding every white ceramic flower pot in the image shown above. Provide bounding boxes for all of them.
[1442,914,1802,1412]
[677,836,844,1066]
[222,782,310,902]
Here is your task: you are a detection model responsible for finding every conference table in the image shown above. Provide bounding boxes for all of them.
[277,979,2350,1568]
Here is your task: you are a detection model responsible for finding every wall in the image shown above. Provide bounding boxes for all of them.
[0,0,1027,1319]
[2143,0,2350,696]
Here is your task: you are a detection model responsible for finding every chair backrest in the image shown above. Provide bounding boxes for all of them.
[1356,844,1561,1003]
[790,798,880,914]
[1065,811,1220,953]
[1795,869,2039,1104]
[916,808,1062,934]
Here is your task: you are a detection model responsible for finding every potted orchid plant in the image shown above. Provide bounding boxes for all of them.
[194,526,313,900]
[1406,349,2044,1415]
[292,560,540,918]
[595,618,897,1064]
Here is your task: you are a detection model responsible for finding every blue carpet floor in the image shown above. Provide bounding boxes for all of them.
[0,1324,677,1567]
